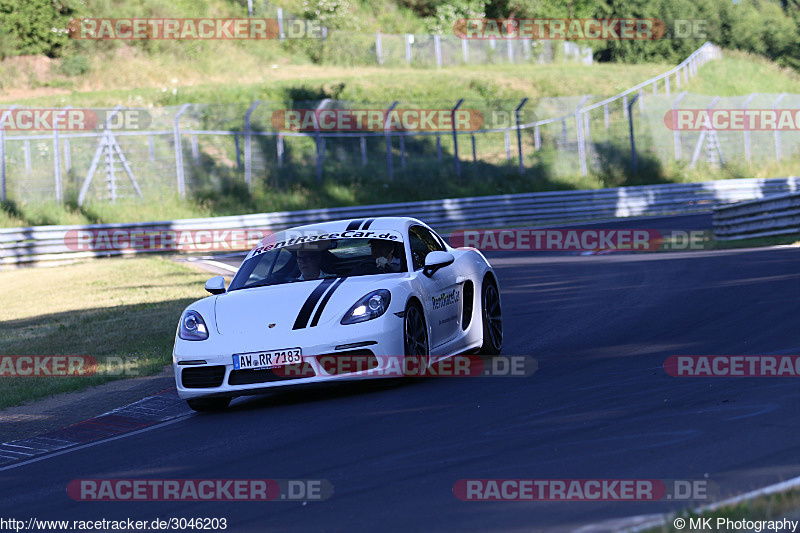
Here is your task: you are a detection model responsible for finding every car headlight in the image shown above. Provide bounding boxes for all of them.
[341,290,391,325]
[179,310,209,340]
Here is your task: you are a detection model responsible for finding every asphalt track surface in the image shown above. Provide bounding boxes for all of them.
[3,214,800,532]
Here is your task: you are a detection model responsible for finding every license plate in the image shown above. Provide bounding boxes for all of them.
[233,348,302,370]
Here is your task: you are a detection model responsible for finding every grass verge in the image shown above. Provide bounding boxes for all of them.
[0,257,227,409]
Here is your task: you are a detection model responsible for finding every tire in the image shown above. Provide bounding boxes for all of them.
[479,278,503,355]
[186,396,232,412]
[403,301,430,376]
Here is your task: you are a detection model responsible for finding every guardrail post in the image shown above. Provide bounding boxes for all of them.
[174,103,191,198]
[742,93,756,163]
[244,100,261,191]
[0,107,14,202]
[671,91,688,161]
[515,98,528,175]
[629,93,639,173]
[385,101,399,180]
[774,93,787,161]
[452,99,464,177]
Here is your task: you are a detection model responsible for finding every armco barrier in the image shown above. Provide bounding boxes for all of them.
[713,191,800,241]
[2,176,799,265]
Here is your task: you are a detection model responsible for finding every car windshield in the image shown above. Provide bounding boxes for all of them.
[228,237,407,291]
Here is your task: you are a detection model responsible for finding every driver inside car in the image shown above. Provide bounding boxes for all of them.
[296,248,336,280]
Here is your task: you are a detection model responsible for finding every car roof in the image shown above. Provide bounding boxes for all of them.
[285,216,427,235]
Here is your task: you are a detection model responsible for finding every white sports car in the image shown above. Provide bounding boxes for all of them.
[172,217,503,411]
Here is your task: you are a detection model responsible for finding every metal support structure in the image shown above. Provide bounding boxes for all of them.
[385,101,399,180]
[515,98,528,175]
[629,94,639,172]
[774,93,787,161]
[671,91,688,161]
[452,99,464,177]
[0,106,15,202]
[742,93,756,162]
[690,96,723,169]
[173,103,191,198]
[244,100,261,190]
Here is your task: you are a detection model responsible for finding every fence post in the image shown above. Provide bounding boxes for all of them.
[671,91,688,161]
[385,101,399,180]
[665,76,670,96]
[603,104,609,130]
[507,40,514,62]
[24,140,31,174]
[774,93,787,161]
[277,8,284,41]
[53,106,72,204]
[623,94,629,120]
[534,125,541,151]
[576,95,589,176]
[244,100,261,190]
[629,94,639,173]
[0,107,14,202]
[191,135,200,165]
[247,0,253,17]
[64,139,71,174]
[504,131,511,160]
[515,98,528,175]
[376,32,383,65]
[436,134,442,162]
[434,35,442,67]
[314,99,331,183]
[462,39,469,63]
[452,99,464,177]
[471,134,476,162]
[148,135,154,161]
[742,93,756,163]
[400,135,406,169]
[405,35,412,65]
[174,103,191,198]
[638,88,645,111]
[360,136,367,166]
[234,134,241,168]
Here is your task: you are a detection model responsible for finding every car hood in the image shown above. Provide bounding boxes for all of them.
[214,274,406,336]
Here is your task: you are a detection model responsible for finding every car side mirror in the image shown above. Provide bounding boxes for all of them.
[205,276,226,295]
[423,251,455,278]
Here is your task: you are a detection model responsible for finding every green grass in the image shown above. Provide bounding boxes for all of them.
[0,257,229,409]
[643,488,800,532]
[709,232,800,250]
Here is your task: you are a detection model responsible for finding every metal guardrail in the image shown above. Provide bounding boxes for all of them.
[2,176,799,265]
[713,191,800,241]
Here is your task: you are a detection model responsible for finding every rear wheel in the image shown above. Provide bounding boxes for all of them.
[479,279,503,355]
[186,397,231,412]
[403,301,429,376]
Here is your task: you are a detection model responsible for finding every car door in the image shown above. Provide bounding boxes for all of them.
[408,225,462,349]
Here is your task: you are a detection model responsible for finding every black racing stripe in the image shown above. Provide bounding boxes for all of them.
[293,278,337,330]
[361,218,375,230]
[346,219,364,231]
[310,277,346,327]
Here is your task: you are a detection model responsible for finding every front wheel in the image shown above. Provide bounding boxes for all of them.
[186,396,231,412]
[479,279,503,355]
[403,301,429,375]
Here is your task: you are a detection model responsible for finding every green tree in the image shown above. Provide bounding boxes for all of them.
[0,0,80,57]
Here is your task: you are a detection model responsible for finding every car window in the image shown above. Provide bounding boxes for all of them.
[229,236,406,290]
[408,225,445,271]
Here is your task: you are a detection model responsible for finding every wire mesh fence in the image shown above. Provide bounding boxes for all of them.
[3,44,793,207]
